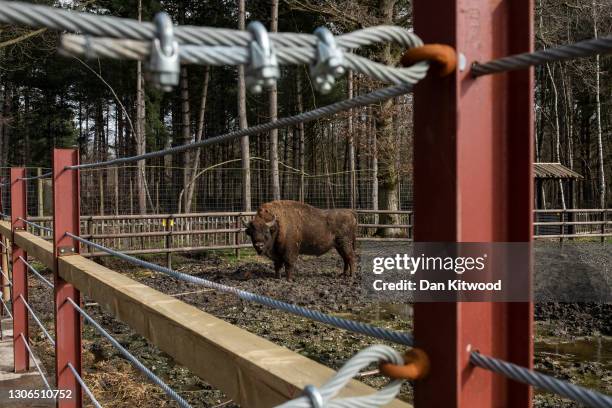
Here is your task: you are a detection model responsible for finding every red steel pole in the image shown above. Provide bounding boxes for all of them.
[0,182,5,317]
[10,167,29,372]
[413,0,534,407]
[53,149,82,408]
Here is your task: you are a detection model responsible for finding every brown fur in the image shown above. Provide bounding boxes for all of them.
[245,200,357,280]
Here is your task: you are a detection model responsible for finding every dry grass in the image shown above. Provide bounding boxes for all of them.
[84,359,173,407]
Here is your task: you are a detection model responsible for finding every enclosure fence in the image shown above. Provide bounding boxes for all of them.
[0,1,611,408]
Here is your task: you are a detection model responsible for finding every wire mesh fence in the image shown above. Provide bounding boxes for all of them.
[76,163,414,216]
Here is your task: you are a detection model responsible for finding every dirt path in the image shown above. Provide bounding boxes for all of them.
[23,250,611,407]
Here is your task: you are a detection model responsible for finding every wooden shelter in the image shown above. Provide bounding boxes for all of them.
[534,162,583,210]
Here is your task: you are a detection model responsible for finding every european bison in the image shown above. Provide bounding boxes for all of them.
[244,200,357,280]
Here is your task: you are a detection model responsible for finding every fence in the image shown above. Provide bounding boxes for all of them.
[0,154,413,408]
[2,1,612,405]
[534,209,612,241]
[1,165,414,216]
[16,209,610,269]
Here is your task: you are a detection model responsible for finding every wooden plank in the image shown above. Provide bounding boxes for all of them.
[0,225,411,408]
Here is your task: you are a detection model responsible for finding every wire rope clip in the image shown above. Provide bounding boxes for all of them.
[148,12,180,92]
[246,21,280,94]
[302,384,324,408]
[310,27,345,94]
[379,348,430,381]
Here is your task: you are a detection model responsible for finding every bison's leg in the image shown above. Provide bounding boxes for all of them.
[283,251,298,281]
[284,262,295,281]
[273,260,283,279]
[335,241,355,277]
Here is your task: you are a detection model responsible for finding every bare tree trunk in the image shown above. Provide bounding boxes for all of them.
[593,1,606,209]
[269,0,280,200]
[238,0,251,211]
[370,106,378,216]
[296,70,305,203]
[135,0,146,214]
[375,0,400,236]
[347,70,356,209]
[185,67,210,213]
[0,83,12,167]
[179,66,192,212]
[546,63,566,209]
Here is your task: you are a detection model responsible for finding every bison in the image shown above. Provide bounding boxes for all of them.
[244,200,357,280]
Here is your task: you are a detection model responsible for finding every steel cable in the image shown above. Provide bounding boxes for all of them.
[0,2,427,87]
[17,218,53,234]
[472,36,612,76]
[276,345,404,408]
[18,256,53,289]
[67,362,103,408]
[59,36,424,86]
[18,171,53,182]
[470,352,612,408]
[65,297,192,408]
[66,233,414,346]
[18,294,55,347]
[0,2,418,48]
[1,297,12,319]
[0,268,12,287]
[17,333,53,391]
[66,83,419,170]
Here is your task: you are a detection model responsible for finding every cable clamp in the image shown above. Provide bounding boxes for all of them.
[310,27,345,94]
[147,12,180,91]
[246,21,280,94]
[302,385,323,408]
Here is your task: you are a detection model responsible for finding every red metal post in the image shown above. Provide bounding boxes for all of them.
[10,168,29,372]
[0,182,5,317]
[53,149,82,408]
[413,1,534,407]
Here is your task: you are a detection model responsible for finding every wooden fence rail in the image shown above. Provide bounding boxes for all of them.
[18,209,610,267]
[0,222,411,408]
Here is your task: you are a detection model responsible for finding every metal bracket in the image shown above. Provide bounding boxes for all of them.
[246,21,280,94]
[310,27,345,94]
[147,12,180,91]
[57,246,77,256]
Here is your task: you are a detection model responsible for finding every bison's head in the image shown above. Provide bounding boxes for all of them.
[244,216,277,257]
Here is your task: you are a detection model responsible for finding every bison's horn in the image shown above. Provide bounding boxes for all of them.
[240,217,249,228]
[265,216,277,229]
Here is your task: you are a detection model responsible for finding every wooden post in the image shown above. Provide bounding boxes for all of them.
[235,215,240,259]
[37,167,44,217]
[560,208,566,243]
[602,209,606,243]
[568,180,575,239]
[10,168,29,372]
[53,149,83,408]
[165,217,173,269]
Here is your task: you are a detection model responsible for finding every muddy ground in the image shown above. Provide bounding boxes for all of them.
[21,246,612,407]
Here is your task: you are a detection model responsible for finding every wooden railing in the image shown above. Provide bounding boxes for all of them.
[23,208,609,266]
[533,208,611,241]
[26,210,414,265]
